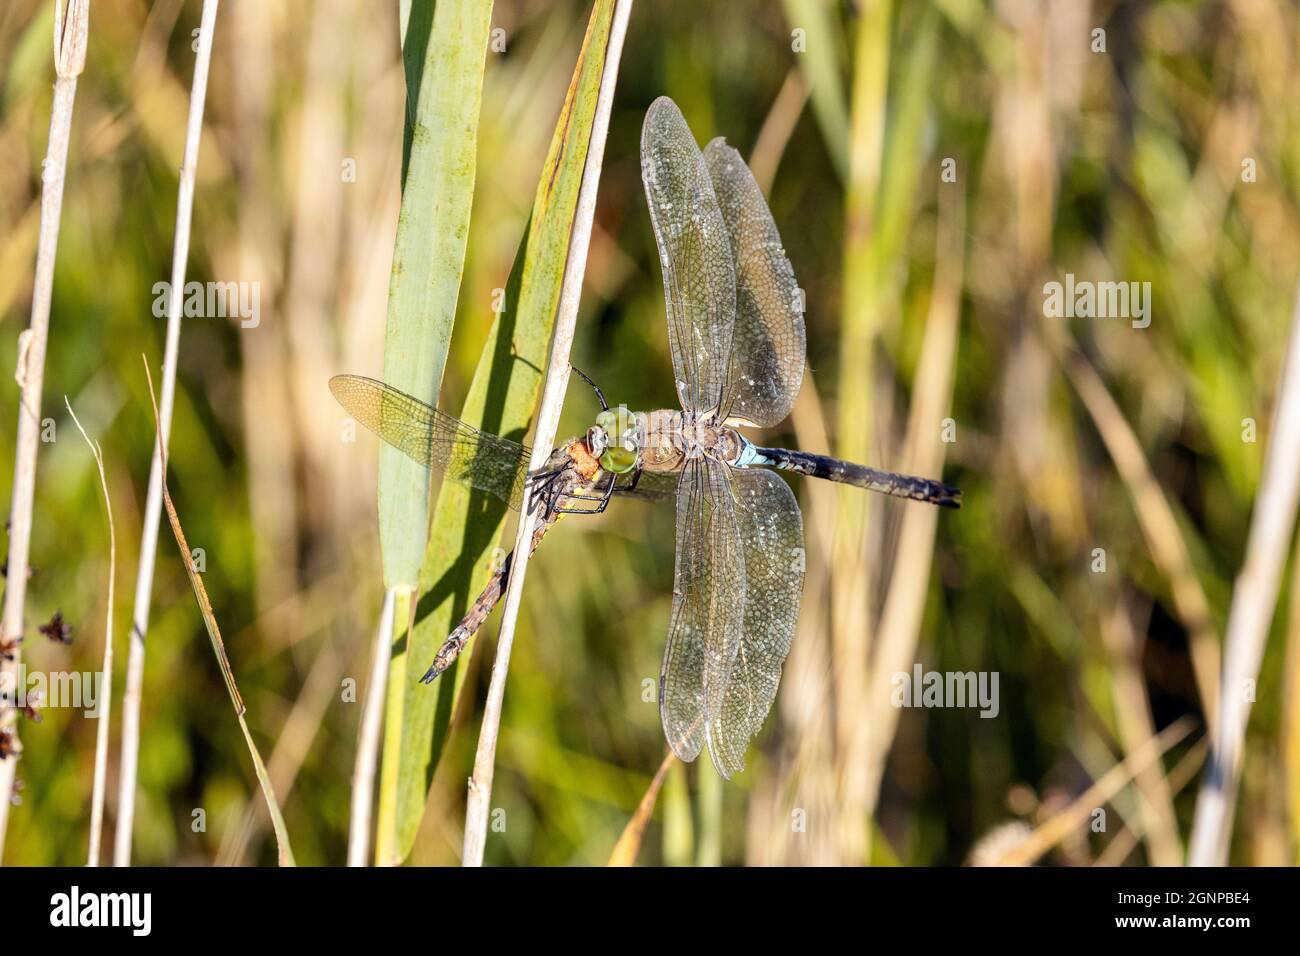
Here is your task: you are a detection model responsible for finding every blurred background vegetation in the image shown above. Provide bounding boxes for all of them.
[2,0,1298,865]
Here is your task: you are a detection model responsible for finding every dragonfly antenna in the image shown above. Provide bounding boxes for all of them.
[570,365,609,411]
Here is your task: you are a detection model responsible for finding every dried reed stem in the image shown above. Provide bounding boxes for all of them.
[1099,602,1182,866]
[348,589,394,866]
[461,0,633,867]
[861,182,964,831]
[606,749,676,866]
[1188,286,1300,865]
[114,0,220,866]
[65,399,115,866]
[1056,339,1222,727]
[0,0,90,856]
[993,717,1196,866]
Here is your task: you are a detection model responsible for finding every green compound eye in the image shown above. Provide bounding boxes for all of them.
[595,409,619,434]
[600,446,637,474]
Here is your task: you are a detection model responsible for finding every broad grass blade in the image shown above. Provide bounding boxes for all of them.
[375,0,621,865]
[379,0,495,592]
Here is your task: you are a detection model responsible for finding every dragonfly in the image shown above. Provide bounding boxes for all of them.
[331,95,959,779]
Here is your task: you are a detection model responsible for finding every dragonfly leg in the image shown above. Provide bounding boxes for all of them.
[526,468,568,517]
[584,470,617,514]
[526,467,562,493]
[597,470,617,511]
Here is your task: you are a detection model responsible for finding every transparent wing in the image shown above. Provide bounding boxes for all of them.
[706,468,804,778]
[641,97,736,416]
[610,468,680,504]
[703,138,806,428]
[330,374,529,510]
[659,459,744,764]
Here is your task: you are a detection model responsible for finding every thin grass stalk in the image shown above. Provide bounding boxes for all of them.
[606,749,675,866]
[861,180,964,829]
[1188,286,1300,865]
[745,82,837,864]
[1055,337,1222,729]
[219,640,338,865]
[1098,601,1183,866]
[747,67,809,196]
[0,0,90,855]
[228,0,294,619]
[745,74,833,867]
[1284,534,1300,863]
[65,399,115,866]
[374,587,410,864]
[281,0,350,596]
[114,0,220,866]
[830,0,891,867]
[781,377,840,856]
[1095,737,1207,867]
[144,362,296,865]
[349,589,394,866]
[779,0,848,179]
[460,0,633,867]
[661,760,693,866]
[992,717,1197,867]
[695,759,722,867]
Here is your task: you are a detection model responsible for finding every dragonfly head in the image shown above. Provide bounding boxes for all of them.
[592,408,639,474]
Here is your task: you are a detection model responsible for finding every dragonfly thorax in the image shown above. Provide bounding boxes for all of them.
[634,408,746,473]
[590,403,751,478]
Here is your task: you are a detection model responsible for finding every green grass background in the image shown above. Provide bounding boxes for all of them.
[1,0,1297,865]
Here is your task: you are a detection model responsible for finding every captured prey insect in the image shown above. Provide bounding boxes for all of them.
[332,95,960,778]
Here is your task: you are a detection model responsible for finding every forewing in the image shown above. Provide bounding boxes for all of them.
[641,97,736,416]
[610,468,680,504]
[659,460,744,764]
[703,139,806,428]
[329,374,529,509]
[706,468,804,778]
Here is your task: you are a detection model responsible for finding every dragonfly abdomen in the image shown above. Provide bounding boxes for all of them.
[753,446,961,508]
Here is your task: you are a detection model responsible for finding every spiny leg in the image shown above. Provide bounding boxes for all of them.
[553,470,619,515]
[527,468,568,517]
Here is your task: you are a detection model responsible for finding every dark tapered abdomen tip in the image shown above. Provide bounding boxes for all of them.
[419,662,443,684]
[932,481,962,509]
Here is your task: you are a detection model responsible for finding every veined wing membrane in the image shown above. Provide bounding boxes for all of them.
[660,459,745,767]
[706,468,804,778]
[640,97,736,417]
[610,468,679,504]
[329,374,529,509]
[703,138,806,429]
